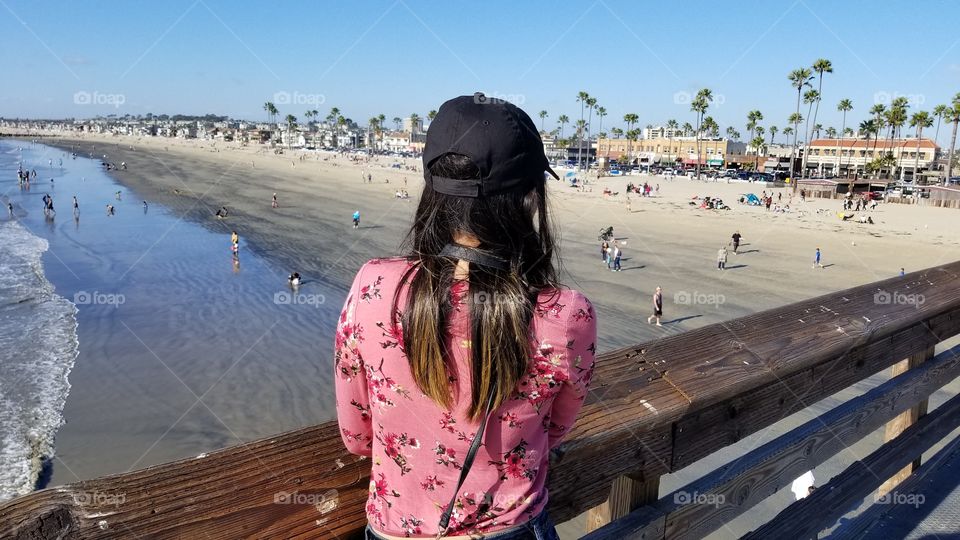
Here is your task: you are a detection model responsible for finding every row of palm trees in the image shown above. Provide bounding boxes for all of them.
[262,83,960,176]
[536,61,959,184]
[263,102,446,150]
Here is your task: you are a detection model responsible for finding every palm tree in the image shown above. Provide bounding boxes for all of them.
[337,115,348,147]
[887,97,910,179]
[409,113,421,136]
[328,107,340,128]
[769,125,778,145]
[837,98,853,176]
[427,110,438,124]
[263,102,276,124]
[377,114,386,151]
[933,104,948,146]
[367,117,379,149]
[576,91,590,169]
[859,119,877,177]
[574,119,587,167]
[625,128,640,167]
[611,127,623,139]
[539,110,548,132]
[285,114,297,148]
[623,113,639,167]
[691,88,712,179]
[910,111,933,181]
[585,97,597,170]
[945,93,960,181]
[751,136,766,170]
[392,116,402,131]
[869,104,887,162]
[807,58,833,172]
[788,67,814,186]
[746,110,763,144]
[800,88,820,178]
[557,114,569,139]
[788,112,803,179]
[666,119,679,162]
[597,106,607,138]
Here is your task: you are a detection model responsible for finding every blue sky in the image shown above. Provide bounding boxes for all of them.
[2,0,959,143]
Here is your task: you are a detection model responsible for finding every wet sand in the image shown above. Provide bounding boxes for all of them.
[25,133,960,537]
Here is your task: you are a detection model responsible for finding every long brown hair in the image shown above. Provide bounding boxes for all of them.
[393,154,558,420]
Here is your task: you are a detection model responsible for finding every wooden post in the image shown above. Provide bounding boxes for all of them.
[585,471,660,533]
[877,345,935,496]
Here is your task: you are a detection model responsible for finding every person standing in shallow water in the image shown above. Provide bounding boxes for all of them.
[335,94,595,540]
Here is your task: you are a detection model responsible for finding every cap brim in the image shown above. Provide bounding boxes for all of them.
[545,165,559,180]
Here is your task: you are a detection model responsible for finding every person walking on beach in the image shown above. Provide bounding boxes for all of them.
[272,193,278,208]
[731,230,741,253]
[335,94,594,539]
[7,202,13,217]
[601,241,610,265]
[231,231,239,255]
[73,196,79,217]
[647,286,663,326]
[612,245,622,271]
[352,210,361,229]
[717,245,728,270]
[813,247,823,269]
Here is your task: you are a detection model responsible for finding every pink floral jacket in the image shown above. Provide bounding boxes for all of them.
[335,258,596,537]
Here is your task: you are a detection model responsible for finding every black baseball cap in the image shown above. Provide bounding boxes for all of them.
[423,93,559,198]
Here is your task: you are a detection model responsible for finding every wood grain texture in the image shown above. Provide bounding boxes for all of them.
[878,345,935,496]
[583,343,960,540]
[742,391,960,539]
[2,262,959,539]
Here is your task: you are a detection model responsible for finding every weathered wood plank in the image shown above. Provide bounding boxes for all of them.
[671,309,960,470]
[830,430,960,540]
[2,262,960,539]
[585,473,659,533]
[742,391,960,539]
[878,345,935,496]
[584,343,960,540]
[0,423,371,540]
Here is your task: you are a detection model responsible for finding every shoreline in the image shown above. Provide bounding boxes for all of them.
[5,134,960,538]
[33,132,960,350]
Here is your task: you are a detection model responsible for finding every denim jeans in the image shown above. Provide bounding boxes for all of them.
[364,510,560,540]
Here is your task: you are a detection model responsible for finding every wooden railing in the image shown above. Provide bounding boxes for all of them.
[3,261,960,539]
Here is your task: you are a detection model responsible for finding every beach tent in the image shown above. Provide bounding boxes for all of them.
[744,193,761,205]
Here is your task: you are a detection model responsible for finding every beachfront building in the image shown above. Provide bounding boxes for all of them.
[403,116,423,135]
[642,125,682,140]
[595,136,747,168]
[804,137,940,181]
[382,131,412,153]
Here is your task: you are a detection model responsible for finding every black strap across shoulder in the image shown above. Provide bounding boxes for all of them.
[436,390,496,538]
[440,243,510,271]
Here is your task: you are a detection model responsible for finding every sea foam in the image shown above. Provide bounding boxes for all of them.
[0,220,79,501]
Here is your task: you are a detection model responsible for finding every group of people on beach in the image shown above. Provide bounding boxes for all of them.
[600,241,623,271]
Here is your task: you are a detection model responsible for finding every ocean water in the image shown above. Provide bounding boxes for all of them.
[0,219,79,500]
[0,140,341,499]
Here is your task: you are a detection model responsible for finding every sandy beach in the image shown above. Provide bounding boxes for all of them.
[8,130,960,537]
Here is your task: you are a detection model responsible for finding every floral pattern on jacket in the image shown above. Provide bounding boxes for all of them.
[335,258,596,537]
